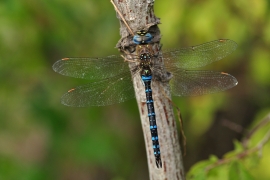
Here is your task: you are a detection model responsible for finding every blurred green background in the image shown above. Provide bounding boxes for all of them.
[1,0,270,179]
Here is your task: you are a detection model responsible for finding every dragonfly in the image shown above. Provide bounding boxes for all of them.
[52,31,238,168]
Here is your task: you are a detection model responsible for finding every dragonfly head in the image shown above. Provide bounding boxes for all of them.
[133,30,153,45]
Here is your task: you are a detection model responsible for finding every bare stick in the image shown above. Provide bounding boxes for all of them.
[159,82,187,156]
[111,0,185,179]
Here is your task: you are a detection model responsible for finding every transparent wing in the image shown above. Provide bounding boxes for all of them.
[163,39,237,69]
[61,73,135,107]
[52,55,129,80]
[169,70,238,96]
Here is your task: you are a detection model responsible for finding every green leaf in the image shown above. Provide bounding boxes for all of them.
[229,162,240,180]
[187,171,207,180]
[209,155,219,162]
[223,140,244,159]
[233,140,244,152]
[238,163,255,180]
[187,160,211,180]
[229,161,255,180]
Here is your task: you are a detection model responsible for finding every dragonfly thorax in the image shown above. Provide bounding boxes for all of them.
[136,45,154,61]
[140,53,151,63]
[139,52,152,76]
[136,45,154,77]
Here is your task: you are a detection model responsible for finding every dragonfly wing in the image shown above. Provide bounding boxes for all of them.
[52,55,129,80]
[170,70,238,96]
[61,73,135,107]
[163,39,237,69]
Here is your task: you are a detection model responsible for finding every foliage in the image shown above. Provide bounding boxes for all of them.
[187,113,270,180]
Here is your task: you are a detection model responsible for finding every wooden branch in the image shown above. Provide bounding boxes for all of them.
[111,0,185,179]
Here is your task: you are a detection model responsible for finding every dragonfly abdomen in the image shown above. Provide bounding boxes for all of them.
[142,75,162,168]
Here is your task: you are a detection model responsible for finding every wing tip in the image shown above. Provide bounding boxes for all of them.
[221,72,238,87]
[218,39,238,50]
